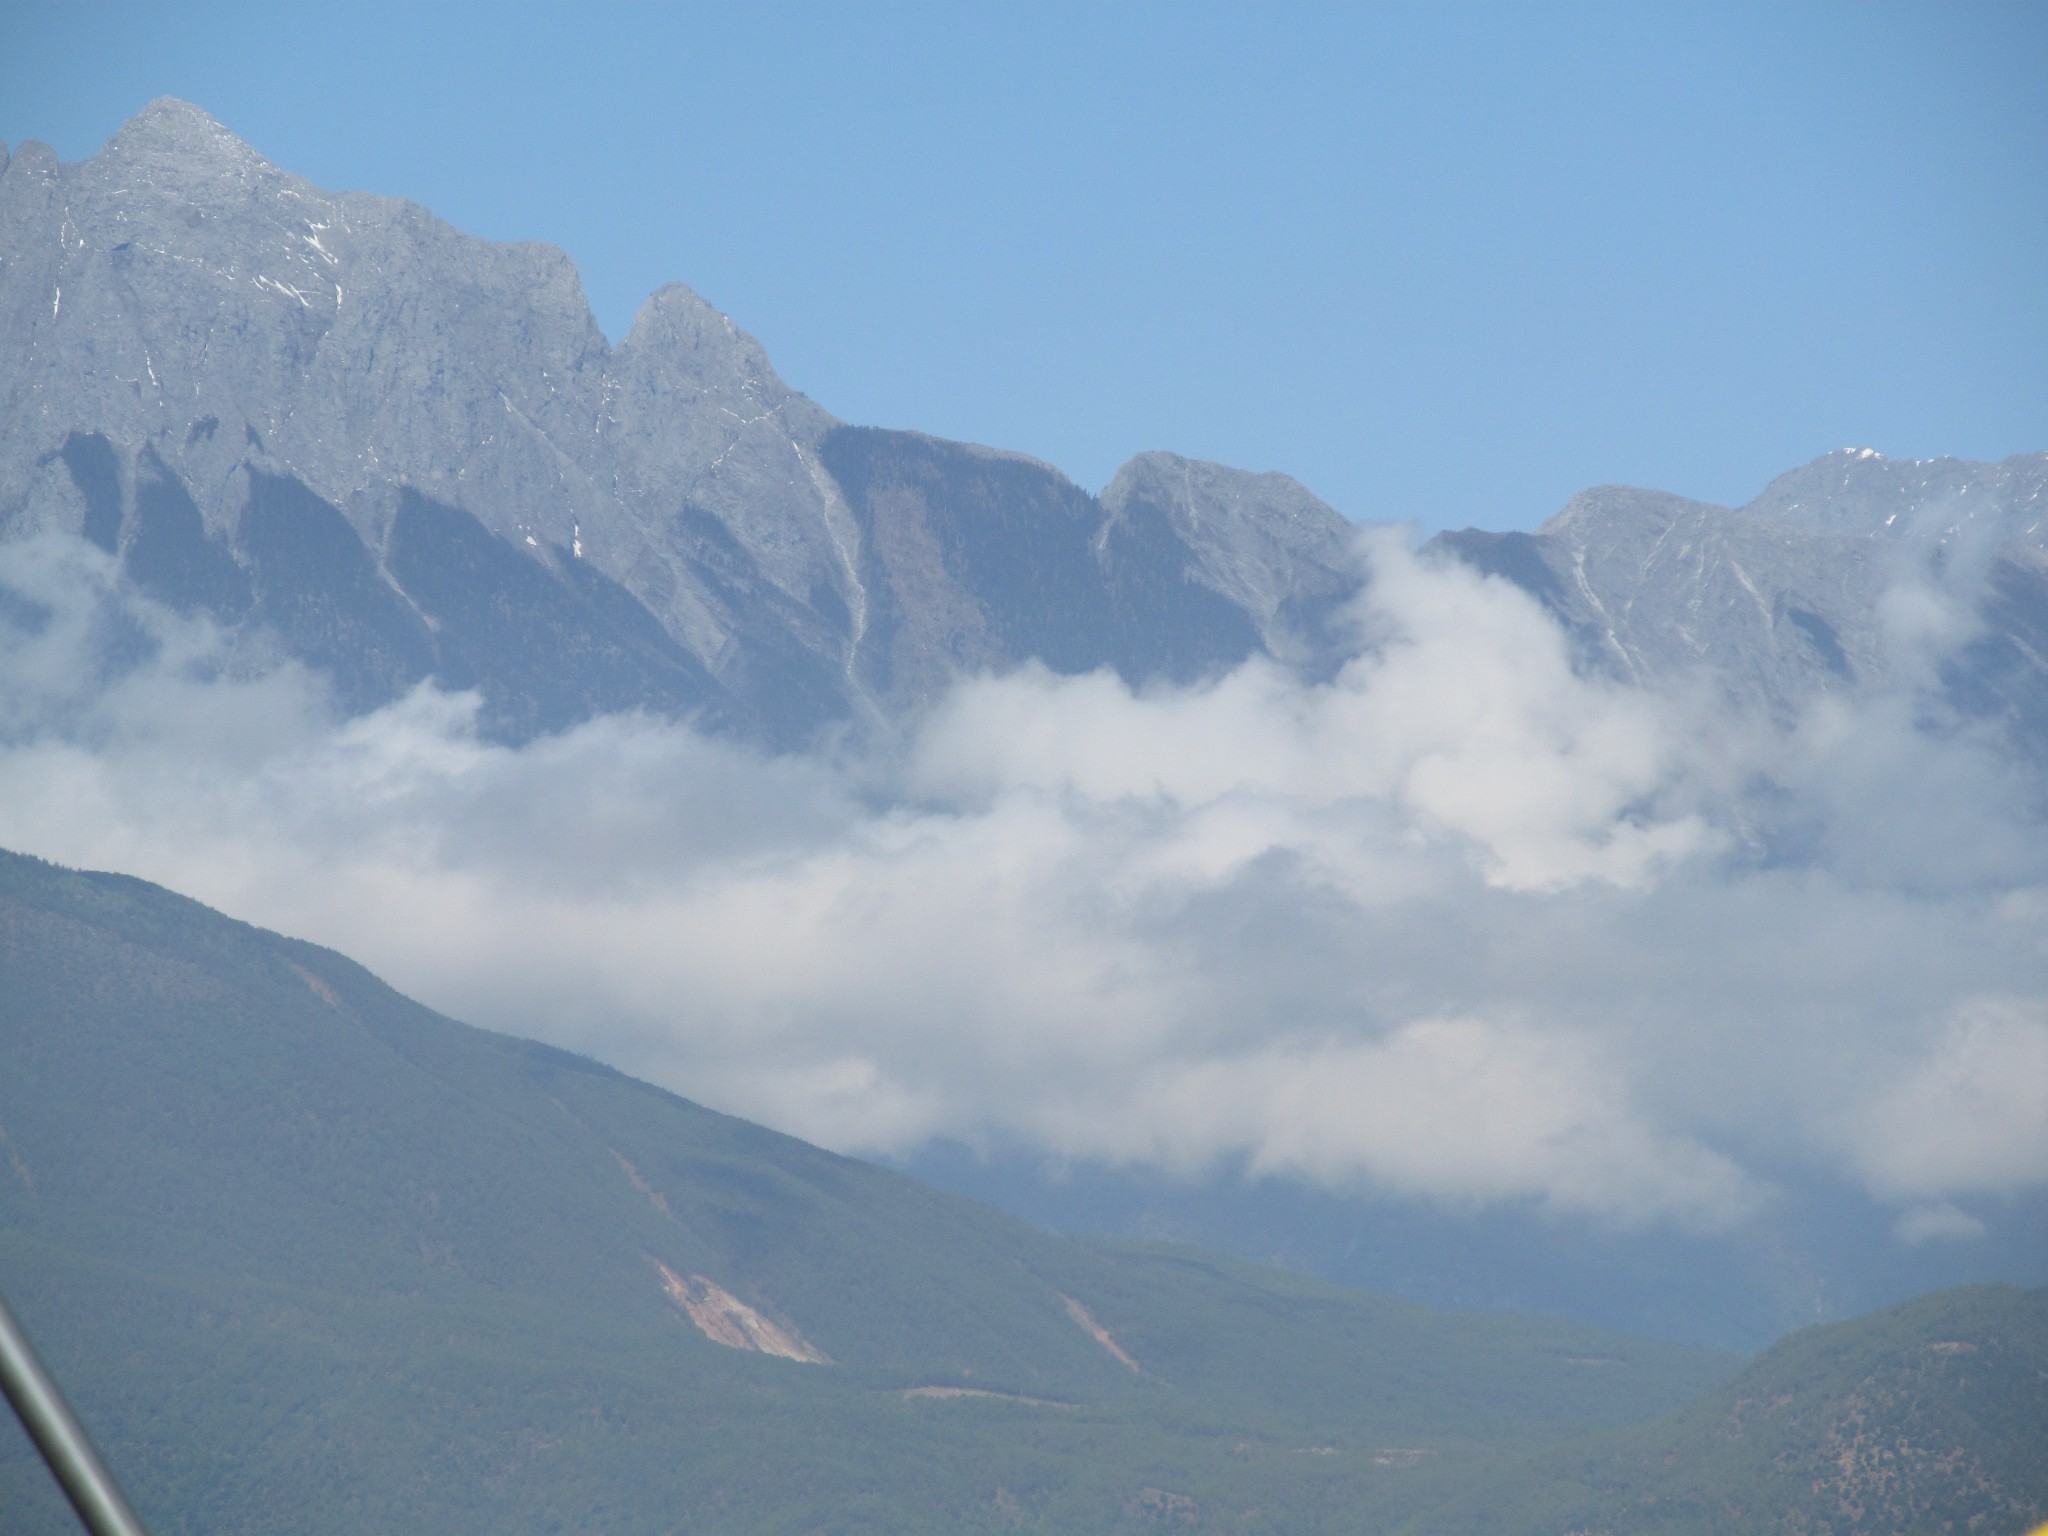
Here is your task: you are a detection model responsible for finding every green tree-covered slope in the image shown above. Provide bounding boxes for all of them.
[3,847,2032,1533]
[1426,1285,2048,1535]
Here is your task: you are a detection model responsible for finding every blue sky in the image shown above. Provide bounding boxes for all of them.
[3,1,2042,529]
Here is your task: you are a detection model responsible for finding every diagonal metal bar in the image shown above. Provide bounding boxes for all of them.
[0,1282,150,1536]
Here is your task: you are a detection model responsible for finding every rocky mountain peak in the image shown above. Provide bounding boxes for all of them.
[1097,450,1361,672]
[1,138,57,179]
[106,96,245,152]
[617,281,792,399]
[1741,448,2048,546]
[1105,452,1347,540]
[98,97,272,184]
[1538,483,1724,540]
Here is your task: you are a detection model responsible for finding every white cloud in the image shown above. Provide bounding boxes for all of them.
[1891,1202,1988,1247]
[1843,999,2048,1201]
[914,532,1718,894]
[1044,1020,1758,1229]
[1,531,2044,1232]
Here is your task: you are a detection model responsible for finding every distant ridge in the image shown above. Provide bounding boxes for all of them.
[1429,447,2048,757]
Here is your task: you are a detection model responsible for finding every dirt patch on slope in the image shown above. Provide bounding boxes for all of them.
[900,1386,1068,1406]
[1059,1292,1140,1372]
[610,1148,673,1215]
[286,961,342,1008]
[655,1261,830,1364]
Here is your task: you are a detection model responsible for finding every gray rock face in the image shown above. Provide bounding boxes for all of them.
[816,430,1361,707]
[1430,449,2048,757]
[0,100,1365,742]
[12,101,2039,765]
[1100,452,1362,678]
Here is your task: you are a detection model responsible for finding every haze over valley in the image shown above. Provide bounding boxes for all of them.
[1,36,2045,1533]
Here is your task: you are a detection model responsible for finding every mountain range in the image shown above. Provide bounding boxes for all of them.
[2,98,2047,1527]
[5,100,2044,766]
[0,99,1356,745]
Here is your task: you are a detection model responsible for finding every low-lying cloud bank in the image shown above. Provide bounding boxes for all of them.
[2,531,2044,1237]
